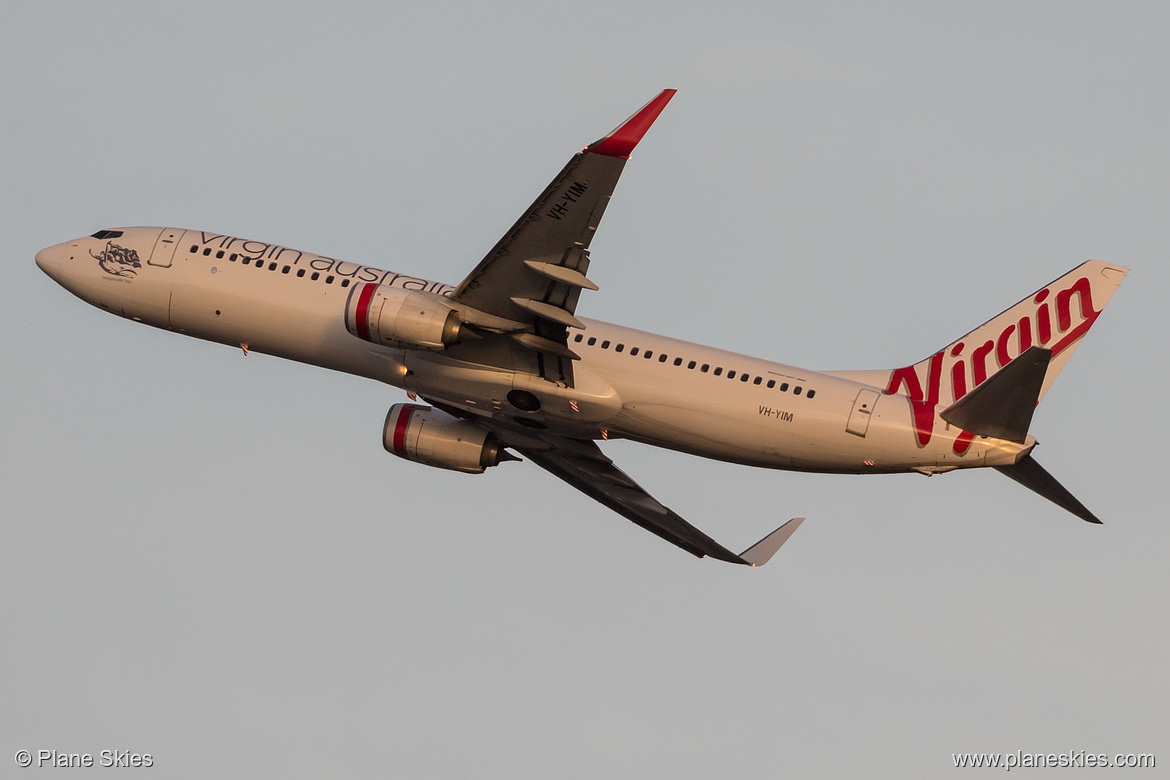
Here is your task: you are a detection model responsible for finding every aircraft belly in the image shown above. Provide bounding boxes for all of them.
[404,354,621,427]
[611,401,785,466]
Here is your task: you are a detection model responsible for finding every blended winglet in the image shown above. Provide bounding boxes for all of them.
[586,89,677,158]
[738,517,805,567]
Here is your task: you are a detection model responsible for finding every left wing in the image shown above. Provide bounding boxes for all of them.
[445,90,676,385]
[501,432,803,566]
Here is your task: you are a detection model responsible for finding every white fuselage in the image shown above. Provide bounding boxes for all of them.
[36,227,1031,475]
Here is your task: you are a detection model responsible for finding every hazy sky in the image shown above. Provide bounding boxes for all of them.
[3,2,1167,777]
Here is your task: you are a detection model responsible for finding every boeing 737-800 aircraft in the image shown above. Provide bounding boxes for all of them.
[36,90,1127,566]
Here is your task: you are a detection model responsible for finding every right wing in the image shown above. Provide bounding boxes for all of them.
[505,432,803,566]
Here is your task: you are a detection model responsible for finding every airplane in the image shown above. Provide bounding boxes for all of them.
[35,89,1128,567]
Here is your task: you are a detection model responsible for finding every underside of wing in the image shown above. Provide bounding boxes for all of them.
[493,430,802,566]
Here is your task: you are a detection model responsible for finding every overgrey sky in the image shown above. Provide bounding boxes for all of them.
[3,2,1166,777]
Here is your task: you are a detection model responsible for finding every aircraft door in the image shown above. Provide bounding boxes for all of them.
[149,228,185,267]
[846,388,880,437]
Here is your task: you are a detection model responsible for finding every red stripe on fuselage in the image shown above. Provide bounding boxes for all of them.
[355,282,377,341]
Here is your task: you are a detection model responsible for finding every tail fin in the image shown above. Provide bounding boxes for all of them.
[827,261,1126,524]
[833,261,1127,447]
[890,260,1127,410]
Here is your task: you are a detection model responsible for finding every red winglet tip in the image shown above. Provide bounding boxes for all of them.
[585,89,677,158]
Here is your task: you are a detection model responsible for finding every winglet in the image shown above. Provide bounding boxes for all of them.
[585,89,677,158]
[738,517,805,567]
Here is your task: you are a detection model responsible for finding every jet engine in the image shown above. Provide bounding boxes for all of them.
[346,282,462,350]
[383,403,512,474]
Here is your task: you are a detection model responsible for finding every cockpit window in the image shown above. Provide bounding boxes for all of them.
[90,229,124,239]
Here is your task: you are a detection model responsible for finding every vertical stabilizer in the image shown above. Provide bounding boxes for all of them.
[887,260,1128,410]
[830,261,1127,451]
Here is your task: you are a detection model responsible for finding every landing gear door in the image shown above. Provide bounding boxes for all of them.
[149,228,185,267]
[846,388,880,437]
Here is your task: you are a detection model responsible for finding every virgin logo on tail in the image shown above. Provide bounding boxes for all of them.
[885,275,1101,453]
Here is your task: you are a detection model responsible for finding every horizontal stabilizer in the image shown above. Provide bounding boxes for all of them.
[994,454,1102,524]
[940,346,1051,443]
[738,517,805,567]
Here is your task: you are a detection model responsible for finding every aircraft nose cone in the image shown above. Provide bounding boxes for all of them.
[35,245,61,279]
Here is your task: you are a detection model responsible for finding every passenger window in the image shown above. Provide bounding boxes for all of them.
[727,370,736,379]
[341,279,351,287]
[242,257,251,265]
[616,344,624,352]
[282,266,290,274]
[673,357,682,366]
[753,376,762,385]
[325,275,334,283]
[203,248,212,256]
[216,250,224,259]
[741,374,750,382]
[687,361,697,369]
[311,272,320,281]
[780,383,789,392]
[644,351,653,359]
[794,386,803,395]
[701,364,709,373]
[658,354,667,363]
[297,269,306,277]
[630,347,639,356]
[189,245,198,253]
[574,334,583,342]
[587,337,597,346]
[601,340,610,349]
[807,389,816,399]
[767,380,775,388]
[714,367,723,376]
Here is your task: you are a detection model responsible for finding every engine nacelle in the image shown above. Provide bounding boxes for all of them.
[346,282,461,350]
[383,403,509,474]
